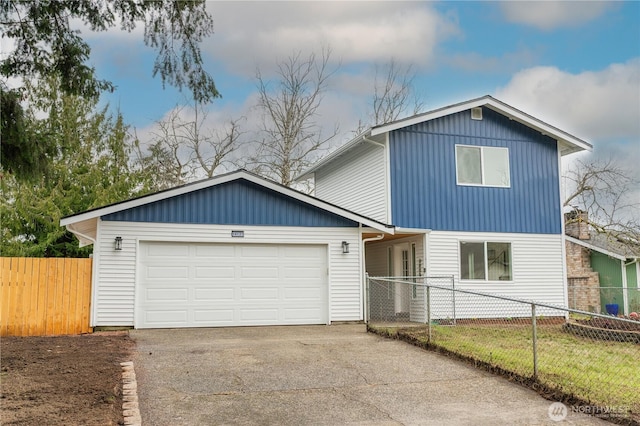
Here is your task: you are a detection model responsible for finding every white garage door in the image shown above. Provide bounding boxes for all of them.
[137,242,328,328]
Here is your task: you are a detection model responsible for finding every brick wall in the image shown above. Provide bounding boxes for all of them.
[565,241,601,313]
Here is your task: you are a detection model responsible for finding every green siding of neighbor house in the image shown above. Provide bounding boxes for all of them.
[591,251,623,313]
[626,263,639,312]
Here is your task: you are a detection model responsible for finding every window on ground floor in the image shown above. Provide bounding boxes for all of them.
[460,241,512,281]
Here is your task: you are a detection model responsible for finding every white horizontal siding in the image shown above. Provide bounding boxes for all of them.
[93,221,362,327]
[427,231,566,314]
[315,142,387,222]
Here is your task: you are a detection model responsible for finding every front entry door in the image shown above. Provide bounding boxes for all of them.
[393,243,413,316]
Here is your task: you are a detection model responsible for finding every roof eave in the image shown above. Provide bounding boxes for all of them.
[565,235,629,261]
[370,95,592,155]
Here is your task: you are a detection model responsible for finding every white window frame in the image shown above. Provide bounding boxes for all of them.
[459,240,513,282]
[455,145,511,188]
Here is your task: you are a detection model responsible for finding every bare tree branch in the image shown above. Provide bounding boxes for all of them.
[192,114,245,178]
[564,158,640,250]
[251,47,339,187]
[136,103,244,190]
[371,59,425,126]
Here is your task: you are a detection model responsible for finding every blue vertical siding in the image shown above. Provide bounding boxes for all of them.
[103,179,358,227]
[390,108,561,234]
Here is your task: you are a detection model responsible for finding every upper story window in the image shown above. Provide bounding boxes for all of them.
[456,145,510,187]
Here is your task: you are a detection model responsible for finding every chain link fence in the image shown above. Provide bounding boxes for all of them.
[567,282,640,316]
[367,276,640,424]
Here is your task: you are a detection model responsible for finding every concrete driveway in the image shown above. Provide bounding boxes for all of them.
[131,324,606,425]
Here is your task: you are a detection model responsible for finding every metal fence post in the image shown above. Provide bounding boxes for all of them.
[365,273,370,324]
[531,303,538,378]
[451,275,456,325]
[427,284,432,342]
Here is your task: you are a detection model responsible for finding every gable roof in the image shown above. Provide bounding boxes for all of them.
[566,233,640,261]
[61,170,394,246]
[297,95,592,180]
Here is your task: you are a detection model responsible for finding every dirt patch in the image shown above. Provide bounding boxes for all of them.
[1,332,133,425]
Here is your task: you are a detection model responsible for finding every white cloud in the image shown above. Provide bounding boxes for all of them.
[496,60,640,197]
[205,2,460,76]
[499,1,616,31]
[443,48,540,74]
[495,59,640,142]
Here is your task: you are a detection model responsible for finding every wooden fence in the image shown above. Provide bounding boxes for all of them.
[1,257,92,336]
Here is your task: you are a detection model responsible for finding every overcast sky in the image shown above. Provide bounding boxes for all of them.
[77,1,640,176]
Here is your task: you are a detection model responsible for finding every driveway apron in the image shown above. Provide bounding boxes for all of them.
[131,324,607,425]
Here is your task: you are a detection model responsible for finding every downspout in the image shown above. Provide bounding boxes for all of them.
[362,233,385,323]
[557,142,569,316]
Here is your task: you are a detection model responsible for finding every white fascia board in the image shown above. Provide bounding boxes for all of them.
[482,100,592,154]
[371,96,592,155]
[565,235,627,261]
[61,170,394,235]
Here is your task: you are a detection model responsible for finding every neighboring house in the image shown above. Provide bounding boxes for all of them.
[297,95,592,320]
[61,170,394,329]
[565,210,640,315]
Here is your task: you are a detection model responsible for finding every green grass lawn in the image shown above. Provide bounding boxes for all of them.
[371,323,639,419]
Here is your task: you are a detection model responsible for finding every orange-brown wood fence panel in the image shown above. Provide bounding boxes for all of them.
[1,257,92,336]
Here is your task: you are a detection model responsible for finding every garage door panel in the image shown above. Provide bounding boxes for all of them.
[145,310,187,325]
[193,309,234,323]
[240,287,279,300]
[147,266,188,279]
[195,266,235,279]
[240,246,279,258]
[148,244,189,257]
[240,308,279,322]
[138,242,327,328]
[281,246,324,258]
[146,288,188,301]
[194,287,234,300]
[283,286,322,300]
[283,266,324,279]
[284,308,322,321]
[240,266,278,279]
[195,244,235,258]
